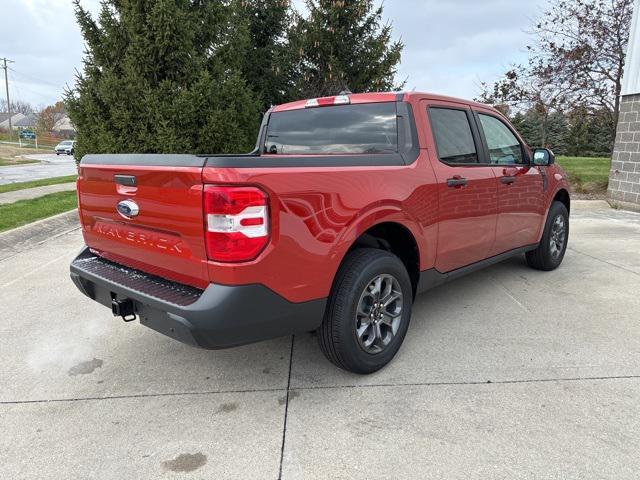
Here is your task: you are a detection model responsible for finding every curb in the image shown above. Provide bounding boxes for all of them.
[0,209,80,261]
[607,199,640,214]
[0,160,42,168]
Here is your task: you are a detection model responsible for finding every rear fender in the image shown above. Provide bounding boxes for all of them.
[328,202,426,276]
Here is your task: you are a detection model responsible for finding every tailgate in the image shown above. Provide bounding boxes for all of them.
[77,154,209,289]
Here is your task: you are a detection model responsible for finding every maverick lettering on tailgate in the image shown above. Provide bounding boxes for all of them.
[94,221,188,256]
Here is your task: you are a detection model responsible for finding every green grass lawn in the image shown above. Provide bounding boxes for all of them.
[556,156,611,193]
[0,191,78,232]
[0,175,77,194]
[0,157,39,167]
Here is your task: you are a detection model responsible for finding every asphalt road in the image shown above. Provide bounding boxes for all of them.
[0,153,77,185]
[1,201,639,479]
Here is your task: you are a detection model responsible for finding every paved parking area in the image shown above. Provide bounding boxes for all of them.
[1,201,639,479]
[0,154,76,185]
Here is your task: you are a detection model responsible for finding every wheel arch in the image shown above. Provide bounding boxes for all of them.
[553,188,570,214]
[342,220,422,298]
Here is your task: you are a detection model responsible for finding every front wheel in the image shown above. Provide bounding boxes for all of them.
[526,201,569,271]
[318,248,413,374]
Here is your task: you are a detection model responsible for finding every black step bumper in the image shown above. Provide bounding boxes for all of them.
[70,247,326,349]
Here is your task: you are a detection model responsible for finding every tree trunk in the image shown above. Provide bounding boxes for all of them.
[541,108,549,147]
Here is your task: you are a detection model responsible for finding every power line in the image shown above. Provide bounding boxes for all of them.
[8,66,63,89]
[8,69,58,98]
[1,57,15,130]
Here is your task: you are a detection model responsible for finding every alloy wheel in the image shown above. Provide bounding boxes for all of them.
[355,274,403,354]
[550,214,566,259]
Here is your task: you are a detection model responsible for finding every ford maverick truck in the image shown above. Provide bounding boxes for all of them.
[70,92,570,374]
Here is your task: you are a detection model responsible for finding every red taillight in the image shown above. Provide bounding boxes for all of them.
[204,186,270,262]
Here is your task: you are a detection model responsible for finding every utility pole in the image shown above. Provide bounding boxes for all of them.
[1,57,15,131]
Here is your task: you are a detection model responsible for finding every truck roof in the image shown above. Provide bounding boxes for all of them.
[271,91,495,113]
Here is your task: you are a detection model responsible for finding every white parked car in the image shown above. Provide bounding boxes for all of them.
[54,140,75,155]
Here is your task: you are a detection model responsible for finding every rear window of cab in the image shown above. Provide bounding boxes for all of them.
[264,103,398,155]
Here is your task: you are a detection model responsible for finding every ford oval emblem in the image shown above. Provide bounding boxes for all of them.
[117,199,139,219]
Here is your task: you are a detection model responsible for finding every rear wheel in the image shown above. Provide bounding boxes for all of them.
[318,248,412,374]
[526,201,569,271]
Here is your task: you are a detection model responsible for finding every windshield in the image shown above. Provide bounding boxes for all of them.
[264,103,398,155]
[60,141,73,145]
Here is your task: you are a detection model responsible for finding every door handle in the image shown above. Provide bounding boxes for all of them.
[447,177,468,188]
[114,174,137,187]
[500,176,516,185]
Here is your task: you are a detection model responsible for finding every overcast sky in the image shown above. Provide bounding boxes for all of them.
[2,0,548,109]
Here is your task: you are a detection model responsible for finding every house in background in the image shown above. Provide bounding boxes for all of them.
[13,113,39,131]
[0,111,75,137]
[0,112,26,130]
[53,115,75,136]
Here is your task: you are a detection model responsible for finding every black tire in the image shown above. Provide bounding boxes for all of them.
[526,201,569,271]
[318,248,413,374]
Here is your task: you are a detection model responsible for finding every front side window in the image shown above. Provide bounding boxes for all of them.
[429,108,478,164]
[478,114,524,165]
[264,103,398,155]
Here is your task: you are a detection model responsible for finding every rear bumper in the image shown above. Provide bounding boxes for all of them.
[70,247,326,349]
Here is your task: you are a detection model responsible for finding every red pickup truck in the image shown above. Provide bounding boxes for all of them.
[70,92,570,374]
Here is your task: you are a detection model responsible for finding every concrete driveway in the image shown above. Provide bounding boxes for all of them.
[0,153,76,185]
[1,201,639,479]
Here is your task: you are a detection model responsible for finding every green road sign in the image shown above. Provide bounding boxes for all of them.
[19,130,36,139]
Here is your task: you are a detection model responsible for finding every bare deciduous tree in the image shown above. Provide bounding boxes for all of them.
[477,68,572,146]
[0,99,34,115]
[529,0,634,125]
[36,101,66,133]
[478,0,634,148]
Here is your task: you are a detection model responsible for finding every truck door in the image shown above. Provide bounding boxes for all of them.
[473,110,546,255]
[422,101,498,273]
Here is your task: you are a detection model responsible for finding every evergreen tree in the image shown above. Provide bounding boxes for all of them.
[289,0,404,98]
[65,0,261,160]
[586,109,615,156]
[565,107,591,157]
[546,111,569,155]
[508,107,568,154]
[563,107,613,157]
[237,0,293,112]
[511,111,541,148]
[509,106,612,157]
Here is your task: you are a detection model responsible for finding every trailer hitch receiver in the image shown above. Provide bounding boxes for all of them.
[111,298,137,322]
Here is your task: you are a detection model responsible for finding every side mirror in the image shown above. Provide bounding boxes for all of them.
[532,148,555,166]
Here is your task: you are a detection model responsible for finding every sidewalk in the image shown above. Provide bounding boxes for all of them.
[0,183,77,205]
[0,210,79,261]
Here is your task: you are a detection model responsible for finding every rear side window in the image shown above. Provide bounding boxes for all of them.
[429,108,478,164]
[478,114,525,165]
[264,103,398,155]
